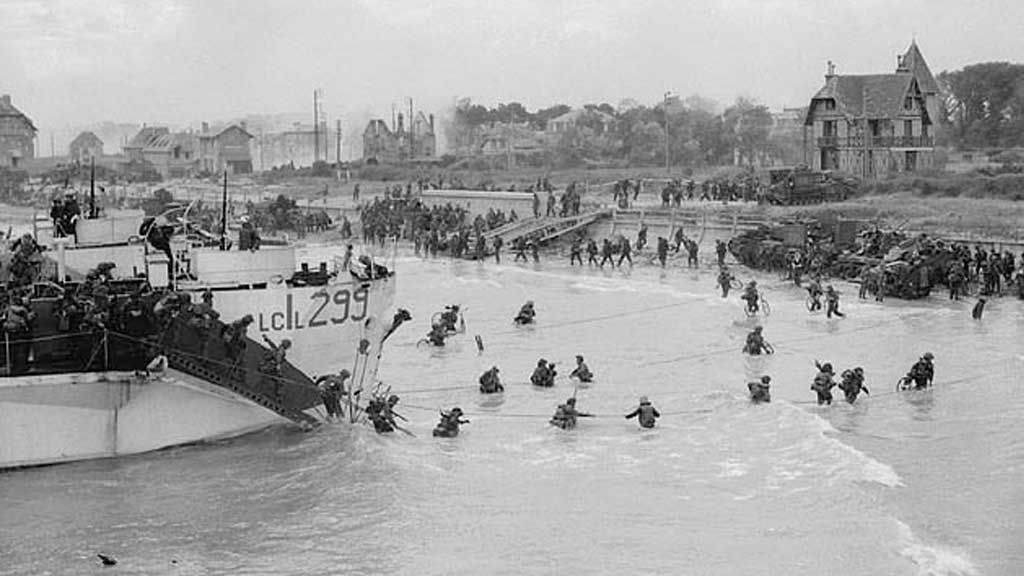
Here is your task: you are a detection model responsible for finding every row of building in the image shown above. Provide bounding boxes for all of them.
[3,41,941,179]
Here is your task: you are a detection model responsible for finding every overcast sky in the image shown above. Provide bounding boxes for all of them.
[3,0,1023,137]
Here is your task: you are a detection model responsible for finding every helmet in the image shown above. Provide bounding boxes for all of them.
[566,397,576,405]
[822,363,833,373]
[761,375,771,383]
[754,326,763,332]
[241,314,254,323]
[576,354,584,361]
[923,352,934,360]
[492,366,500,372]
[338,369,351,378]
[450,407,462,415]
[388,394,400,404]
[854,367,863,375]
[538,359,547,366]
[639,396,649,404]
[281,339,292,348]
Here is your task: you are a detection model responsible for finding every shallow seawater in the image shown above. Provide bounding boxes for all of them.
[2,248,1021,575]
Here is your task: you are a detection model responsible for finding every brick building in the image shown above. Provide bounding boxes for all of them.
[805,41,937,178]
[68,131,104,164]
[198,123,254,174]
[0,94,36,168]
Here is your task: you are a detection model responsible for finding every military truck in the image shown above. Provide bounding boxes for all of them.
[758,166,858,206]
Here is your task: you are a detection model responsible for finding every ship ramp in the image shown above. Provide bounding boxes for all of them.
[154,319,322,428]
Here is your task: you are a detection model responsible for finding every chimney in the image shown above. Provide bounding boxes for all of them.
[429,114,435,133]
[825,60,837,80]
[0,94,10,106]
[397,113,404,133]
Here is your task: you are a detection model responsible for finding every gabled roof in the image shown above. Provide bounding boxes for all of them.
[807,74,927,124]
[364,119,392,136]
[412,111,434,135]
[70,131,103,148]
[0,96,37,132]
[548,108,615,125]
[898,41,939,94]
[126,126,170,149]
[200,124,254,140]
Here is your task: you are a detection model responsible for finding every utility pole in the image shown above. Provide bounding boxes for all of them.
[259,129,265,171]
[313,89,323,164]
[220,171,228,250]
[862,84,869,179]
[409,97,415,160]
[664,91,672,174]
[505,106,513,171]
[336,120,342,165]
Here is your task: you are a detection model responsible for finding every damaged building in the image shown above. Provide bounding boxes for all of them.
[362,111,436,163]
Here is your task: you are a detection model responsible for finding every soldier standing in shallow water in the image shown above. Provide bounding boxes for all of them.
[569,237,583,266]
[624,396,660,428]
[811,361,836,405]
[586,239,599,266]
[825,285,845,318]
[492,236,503,264]
[838,368,868,404]
[748,375,771,403]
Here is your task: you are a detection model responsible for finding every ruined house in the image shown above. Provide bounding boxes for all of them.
[123,126,198,179]
[0,94,36,169]
[362,111,436,163]
[805,41,937,178]
[68,131,104,164]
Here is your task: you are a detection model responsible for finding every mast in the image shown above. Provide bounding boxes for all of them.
[313,89,320,164]
[89,156,96,218]
[220,171,228,250]
[409,97,415,160]
[336,119,342,164]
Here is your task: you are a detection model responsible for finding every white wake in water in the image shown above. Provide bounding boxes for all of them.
[895,519,979,576]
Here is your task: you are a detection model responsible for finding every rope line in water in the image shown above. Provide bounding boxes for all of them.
[489,299,698,337]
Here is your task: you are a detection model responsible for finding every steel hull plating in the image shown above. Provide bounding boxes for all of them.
[0,276,396,470]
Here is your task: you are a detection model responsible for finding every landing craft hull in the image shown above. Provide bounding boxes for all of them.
[0,276,396,470]
[0,370,299,469]
[183,275,397,380]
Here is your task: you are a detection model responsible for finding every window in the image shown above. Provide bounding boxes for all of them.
[822,120,837,138]
[904,97,914,110]
[904,120,913,138]
[824,99,836,111]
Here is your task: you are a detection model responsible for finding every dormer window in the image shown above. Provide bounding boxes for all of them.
[824,99,836,111]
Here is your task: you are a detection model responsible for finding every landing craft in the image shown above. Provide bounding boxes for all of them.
[0,200,396,470]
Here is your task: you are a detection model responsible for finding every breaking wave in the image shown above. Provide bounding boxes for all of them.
[895,519,979,576]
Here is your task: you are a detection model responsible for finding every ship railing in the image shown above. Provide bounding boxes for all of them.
[0,328,141,377]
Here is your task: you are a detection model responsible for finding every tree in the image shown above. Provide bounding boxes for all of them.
[723,97,773,166]
[532,104,572,130]
[939,62,1024,148]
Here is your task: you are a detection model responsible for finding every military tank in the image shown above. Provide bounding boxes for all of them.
[728,219,954,300]
[757,167,858,206]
